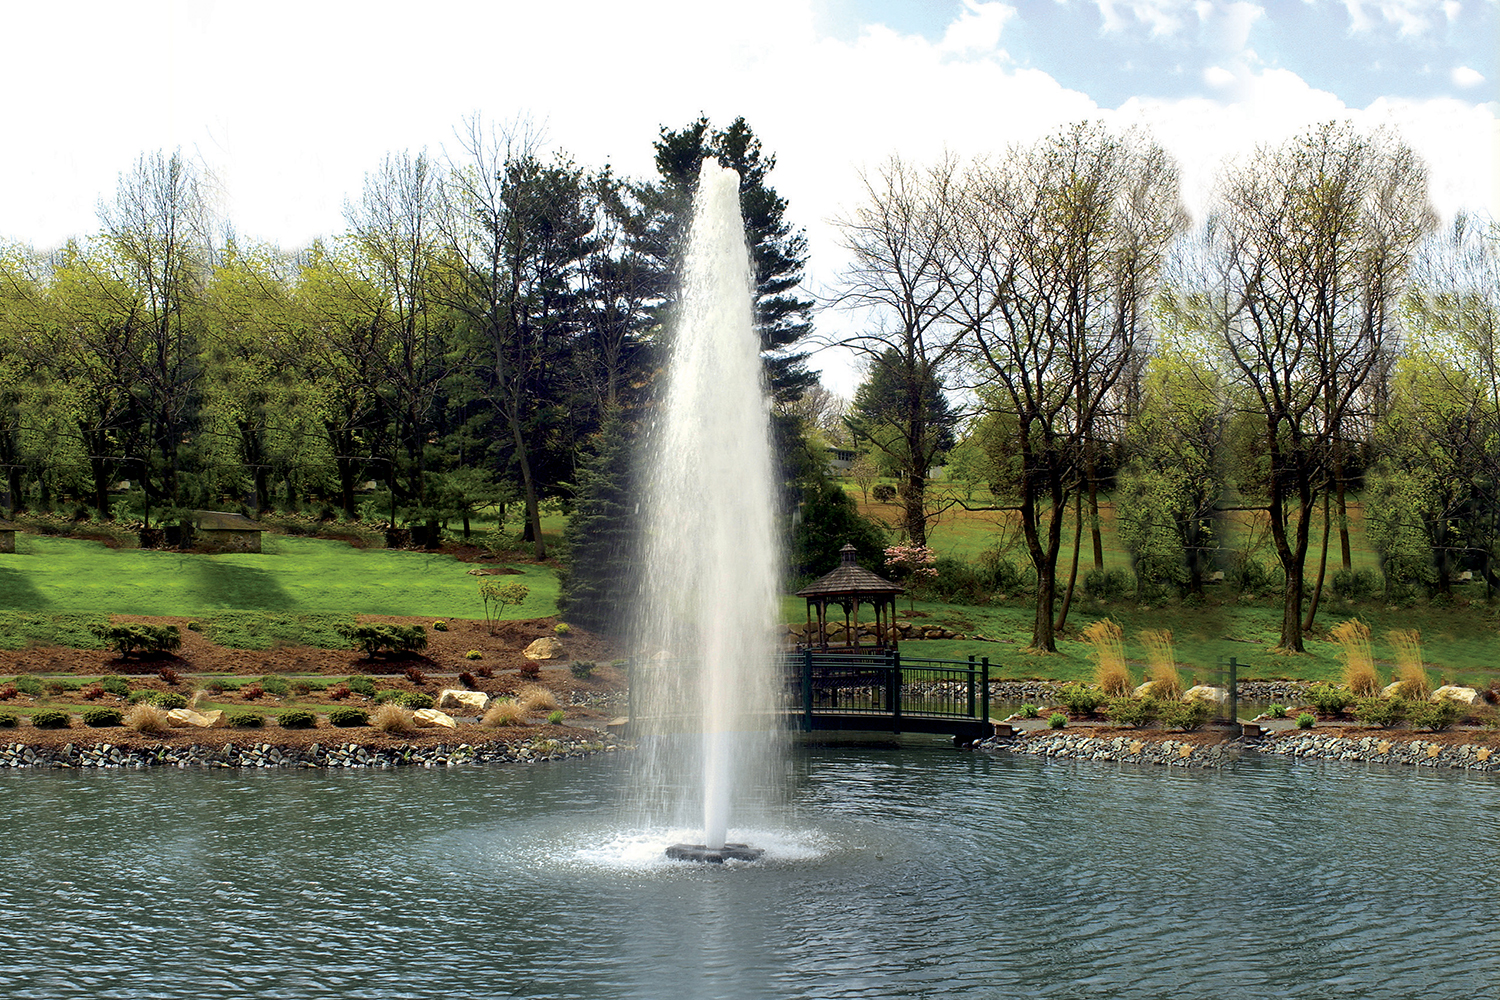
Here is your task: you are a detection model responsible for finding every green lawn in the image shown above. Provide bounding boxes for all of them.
[0,533,557,621]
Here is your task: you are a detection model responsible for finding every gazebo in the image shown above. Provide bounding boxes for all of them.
[796,544,904,652]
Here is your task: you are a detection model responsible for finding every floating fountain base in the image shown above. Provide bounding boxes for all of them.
[665,843,765,864]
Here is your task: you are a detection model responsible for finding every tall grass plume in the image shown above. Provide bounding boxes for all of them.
[1140,629,1182,701]
[1330,619,1379,696]
[124,703,170,735]
[483,699,524,727]
[1082,619,1131,696]
[371,703,416,735]
[517,684,559,714]
[1388,629,1430,700]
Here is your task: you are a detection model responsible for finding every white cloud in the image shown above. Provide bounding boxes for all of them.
[1451,65,1486,87]
[1342,0,1450,37]
[940,1,1015,53]
[1094,0,1199,37]
[1203,65,1238,87]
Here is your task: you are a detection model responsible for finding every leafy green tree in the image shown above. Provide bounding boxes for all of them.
[790,470,887,582]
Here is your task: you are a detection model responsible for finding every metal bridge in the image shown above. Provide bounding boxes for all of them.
[619,651,995,745]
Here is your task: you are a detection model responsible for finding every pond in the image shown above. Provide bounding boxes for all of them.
[2,746,1495,999]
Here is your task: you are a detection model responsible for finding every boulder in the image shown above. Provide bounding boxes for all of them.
[1183,685,1228,705]
[436,689,489,714]
[413,708,457,729]
[1380,682,1405,699]
[523,637,565,660]
[167,708,221,728]
[1431,685,1481,705]
[1133,681,1159,699]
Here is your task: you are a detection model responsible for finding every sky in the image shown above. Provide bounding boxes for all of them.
[3,0,1497,395]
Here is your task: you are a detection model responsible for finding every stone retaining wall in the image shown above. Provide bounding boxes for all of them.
[976,732,1235,768]
[1255,731,1499,771]
[0,737,619,769]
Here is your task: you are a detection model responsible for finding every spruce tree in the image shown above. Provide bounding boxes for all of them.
[557,412,636,634]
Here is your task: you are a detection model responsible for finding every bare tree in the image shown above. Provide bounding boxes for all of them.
[1210,122,1433,649]
[945,124,1185,651]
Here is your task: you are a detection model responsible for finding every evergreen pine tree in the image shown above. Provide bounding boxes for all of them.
[557,412,636,634]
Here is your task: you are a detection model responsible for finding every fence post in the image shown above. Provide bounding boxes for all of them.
[802,647,814,732]
[982,657,990,723]
[891,650,902,732]
[1228,656,1239,727]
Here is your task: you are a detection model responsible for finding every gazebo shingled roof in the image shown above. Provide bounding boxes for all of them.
[796,544,904,652]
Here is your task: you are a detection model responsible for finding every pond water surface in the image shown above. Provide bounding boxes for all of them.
[2,747,1495,999]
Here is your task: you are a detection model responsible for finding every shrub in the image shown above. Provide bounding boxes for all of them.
[453,672,475,691]
[1331,569,1380,600]
[240,683,265,700]
[393,691,434,710]
[464,650,483,661]
[225,711,264,729]
[1306,683,1353,717]
[0,683,15,700]
[1055,683,1105,718]
[517,684,558,714]
[346,675,376,697]
[473,665,494,678]
[153,692,188,710]
[372,689,399,704]
[403,666,426,686]
[1105,697,1156,728]
[1267,704,1287,719]
[80,683,105,701]
[14,675,44,697]
[371,703,416,734]
[482,700,524,727]
[1018,703,1039,719]
[871,483,897,503]
[292,679,326,695]
[547,709,566,725]
[518,661,541,680]
[202,677,239,693]
[278,710,317,730]
[554,623,571,635]
[158,667,180,685]
[1082,619,1130,695]
[339,623,428,658]
[82,707,123,727]
[327,706,369,727]
[100,675,130,698]
[45,678,79,695]
[1295,713,1316,730]
[569,661,596,679]
[258,675,290,697]
[0,712,16,728]
[125,703,170,734]
[1047,712,1067,730]
[432,620,449,631]
[31,710,70,729]
[90,623,182,657]
[325,683,350,700]
[1157,700,1212,732]
[1083,569,1135,601]
[1330,619,1379,696]
[1353,697,1405,728]
[1406,699,1460,732]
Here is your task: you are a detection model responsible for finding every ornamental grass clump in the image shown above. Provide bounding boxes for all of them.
[1140,629,1182,701]
[371,703,416,735]
[125,703,170,735]
[1082,619,1131,696]
[483,700,525,727]
[1388,629,1430,700]
[1330,619,1379,696]
[517,684,559,714]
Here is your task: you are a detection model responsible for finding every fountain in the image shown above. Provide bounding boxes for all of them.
[631,160,783,863]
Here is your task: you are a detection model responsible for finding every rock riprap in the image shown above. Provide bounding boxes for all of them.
[0,737,619,769]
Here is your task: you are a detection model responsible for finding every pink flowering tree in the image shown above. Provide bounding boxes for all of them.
[884,544,937,610]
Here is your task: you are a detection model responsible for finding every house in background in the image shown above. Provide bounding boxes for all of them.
[192,511,265,553]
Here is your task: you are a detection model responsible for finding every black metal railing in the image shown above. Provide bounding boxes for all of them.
[782,650,990,729]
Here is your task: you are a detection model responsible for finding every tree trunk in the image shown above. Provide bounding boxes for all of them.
[1336,467,1352,571]
[1087,456,1104,570]
[1055,488,1084,633]
[1303,491,1332,632]
[903,471,926,547]
[507,411,546,560]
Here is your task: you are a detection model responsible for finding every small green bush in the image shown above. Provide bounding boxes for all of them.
[1056,683,1106,718]
[203,677,240,693]
[31,709,70,729]
[90,623,181,657]
[1157,700,1212,731]
[1018,703,1039,719]
[155,692,189,710]
[372,689,399,705]
[1353,697,1406,728]
[464,650,483,661]
[432,620,449,631]
[45,678,80,694]
[394,691,434,709]
[1306,684,1352,717]
[1406,699,1460,732]
[100,675,130,697]
[0,712,17,728]
[554,623,571,635]
[1083,568,1135,601]
[13,675,44,697]
[339,623,428,658]
[1048,712,1067,730]
[1105,697,1156,728]
[569,660,596,679]
[328,707,368,727]
[871,483,897,503]
[82,707,124,727]
[259,676,290,697]
[225,710,264,729]
[1267,704,1287,719]
[278,710,317,730]
[346,675,376,697]
[1295,713,1316,729]
[547,710,565,725]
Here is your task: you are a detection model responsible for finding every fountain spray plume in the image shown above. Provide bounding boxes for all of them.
[631,159,784,860]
